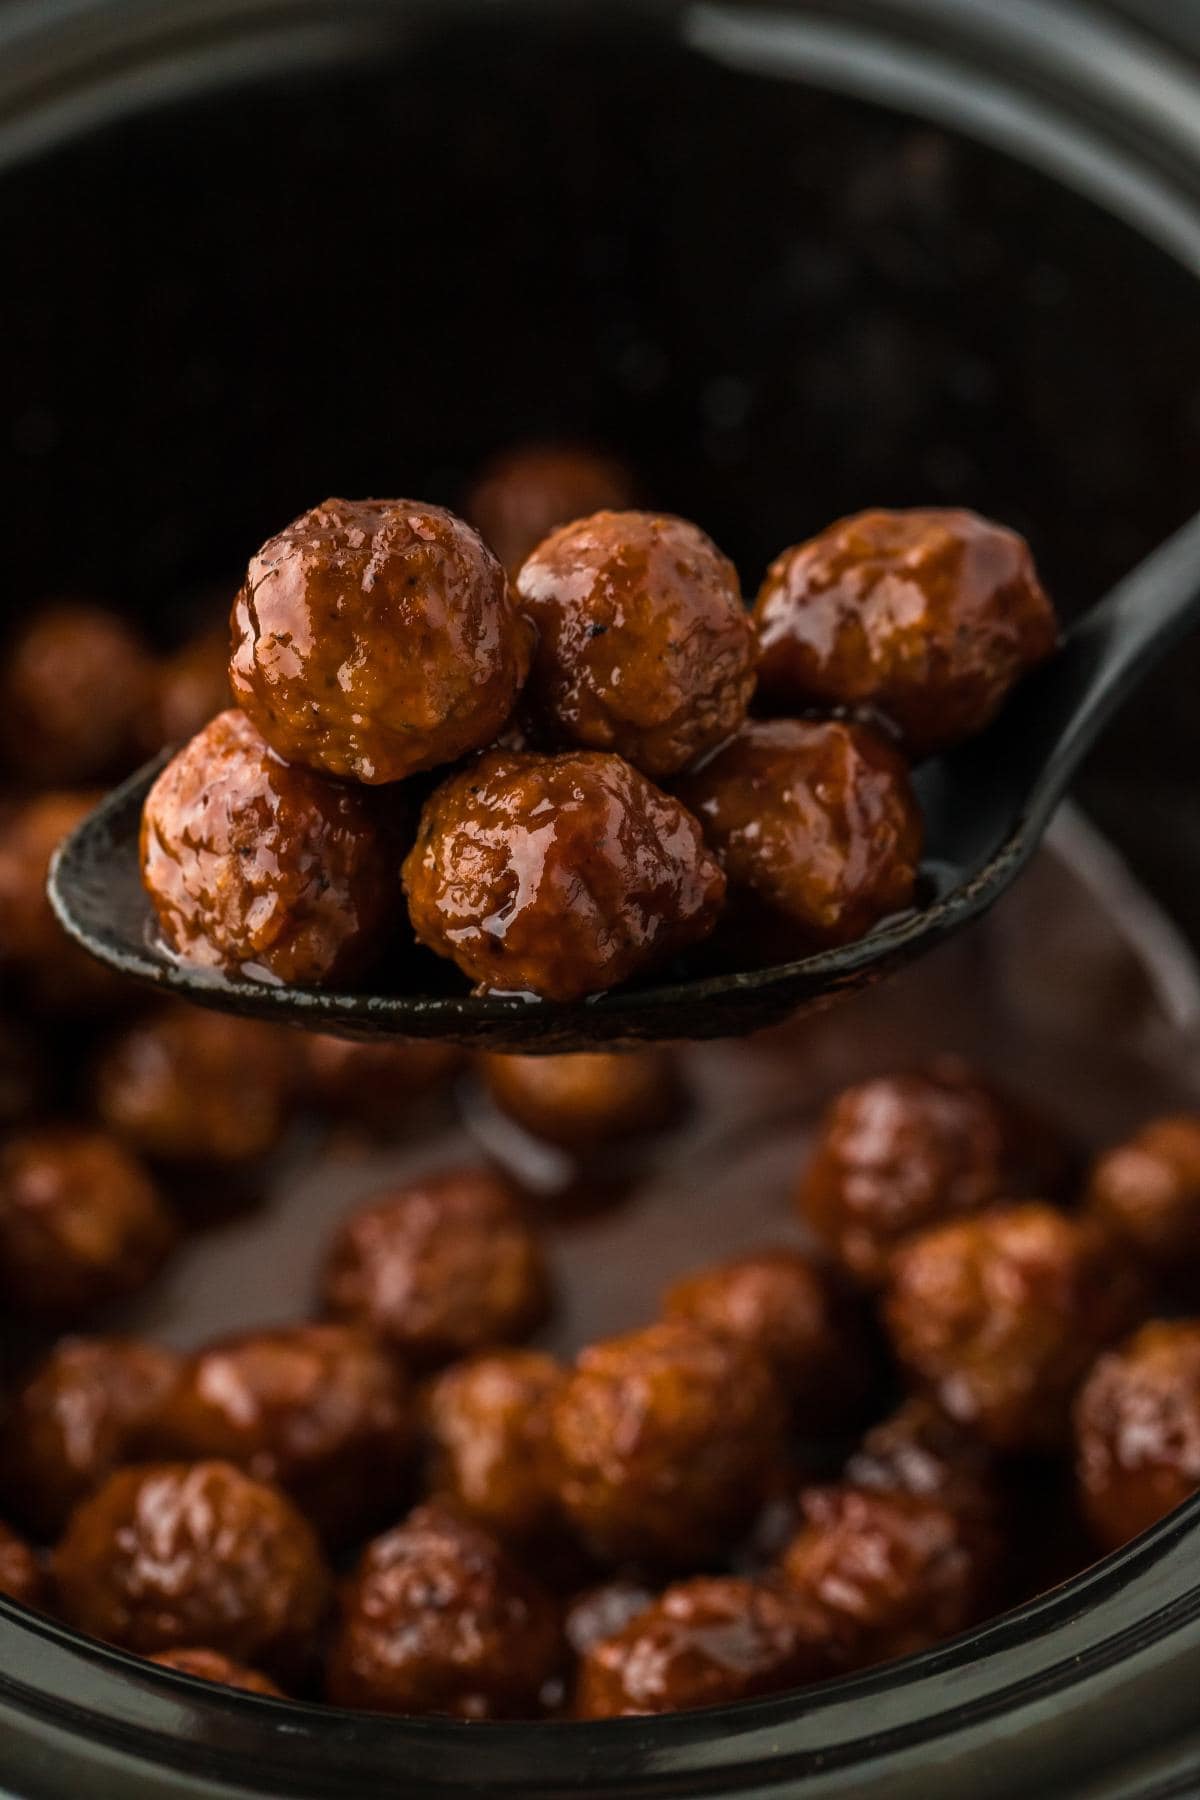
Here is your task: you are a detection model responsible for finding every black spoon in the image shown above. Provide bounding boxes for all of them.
[48,511,1200,1051]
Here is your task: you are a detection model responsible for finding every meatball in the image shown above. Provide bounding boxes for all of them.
[779,1484,982,1669]
[753,508,1059,758]
[322,1168,549,1366]
[141,709,393,985]
[230,497,530,784]
[1,601,154,785]
[662,1248,870,1429]
[0,1128,175,1316]
[677,719,922,948]
[0,1521,43,1608]
[844,1397,1004,1542]
[575,1575,834,1718]
[884,1204,1143,1451]
[480,1050,682,1150]
[299,1034,462,1133]
[53,1461,330,1679]
[564,1580,656,1658]
[423,1350,563,1541]
[1084,1116,1200,1276]
[146,625,232,750]
[796,1063,1068,1288]
[0,790,128,1009]
[403,750,725,1001]
[94,1006,298,1164]
[1074,1320,1200,1553]
[466,442,636,575]
[148,1647,284,1697]
[514,510,756,779]
[147,1325,414,1543]
[325,1502,561,1717]
[549,1320,786,1565]
[2,1336,181,1534]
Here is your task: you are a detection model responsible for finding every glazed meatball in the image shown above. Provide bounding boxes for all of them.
[753,508,1059,758]
[0,791,128,1009]
[0,1521,43,1608]
[403,750,725,1001]
[564,1580,656,1658]
[575,1575,834,1718]
[549,1320,786,1565]
[148,1647,284,1697]
[53,1461,330,1678]
[325,1502,562,1717]
[322,1168,549,1366]
[662,1248,870,1429]
[779,1484,982,1669]
[146,625,232,750]
[677,719,922,948]
[141,709,393,985]
[797,1063,1068,1288]
[844,1397,1004,1541]
[423,1350,563,1541]
[1,601,154,785]
[884,1204,1143,1451]
[147,1325,413,1543]
[466,442,636,575]
[230,497,531,784]
[515,510,756,779]
[0,1128,175,1316]
[299,1034,462,1133]
[94,1006,298,1164]
[1074,1320,1200,1553]
[2,1336,181,1534]
[480,1049,682,1150]
[1084,1116,1200,1275]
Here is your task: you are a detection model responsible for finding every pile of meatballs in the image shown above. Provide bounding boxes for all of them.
[136,451,1058,1000]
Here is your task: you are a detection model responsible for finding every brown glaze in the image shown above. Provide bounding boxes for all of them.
[884,1204,1144,1451]
[844,1397,1004,1541]
[677,719,922,948]
[2,1335,181,1534]
[141,709,393,986]
[1,601,154,785]
[575,1575,835,1718]
[0,1128,175,1317]
[563,1580,656,1658]
[1084,1116,1200,1277]
[549,1320,786,1566]
[146,625,233,751]
[403,749,726,1001]
[94,1006,298,1164]
[147,1646,284,1697]
[479,1049,682,1150]
[147,1325,414,1544]
[0,790,129,1009]
[1075,1319,1200,1553]
[321,1168,549,1366]
[466,442,636,575]
[422,1349,563,1542]
[299,1035,462,1132]
[754,507,1059,758]
[796,1061,1069,1288]
[230,498,530,784]
[515,509,756,778]
[53,1461,330,1678]
[0,1521,44,1608]
[325,1502,562,1717]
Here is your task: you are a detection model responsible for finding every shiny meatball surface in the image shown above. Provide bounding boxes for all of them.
[141,709,392,985]
[797,1063,1066,1288]
[467,442,635,575]
[2,1335,181,1533]
[677,719,922,947]
[94,1007,297,1164]
[148,1325,414,1543]
[423,1350,562,1541]
[844,1397,1003,1538]
[404,749,725,1001]
[322,1168,549,1366]
[230,497,530,783]
[1075,1320,1200,1552]
[885,1205,1143,1451]
[0,791,127,1009]
[326,1502,561,1717]
[2,601,153,785]
[0,1129,174,1316]
[53,1461,330,1677]
[515,510,756,778]
[148,1646,284,1697]
[549,1320,785,1565]
[480,1049,681,1149]
[1084,1117,1200,1275]
[564,1580,656,1658]
[754,508,1058,758]
[0,1520,43,1608]
[575,1575,834,1718]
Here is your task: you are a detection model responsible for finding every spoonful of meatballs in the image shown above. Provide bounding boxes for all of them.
[48,487,1200,1049]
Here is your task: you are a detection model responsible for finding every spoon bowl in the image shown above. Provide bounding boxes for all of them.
[47,511,1200,1050]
